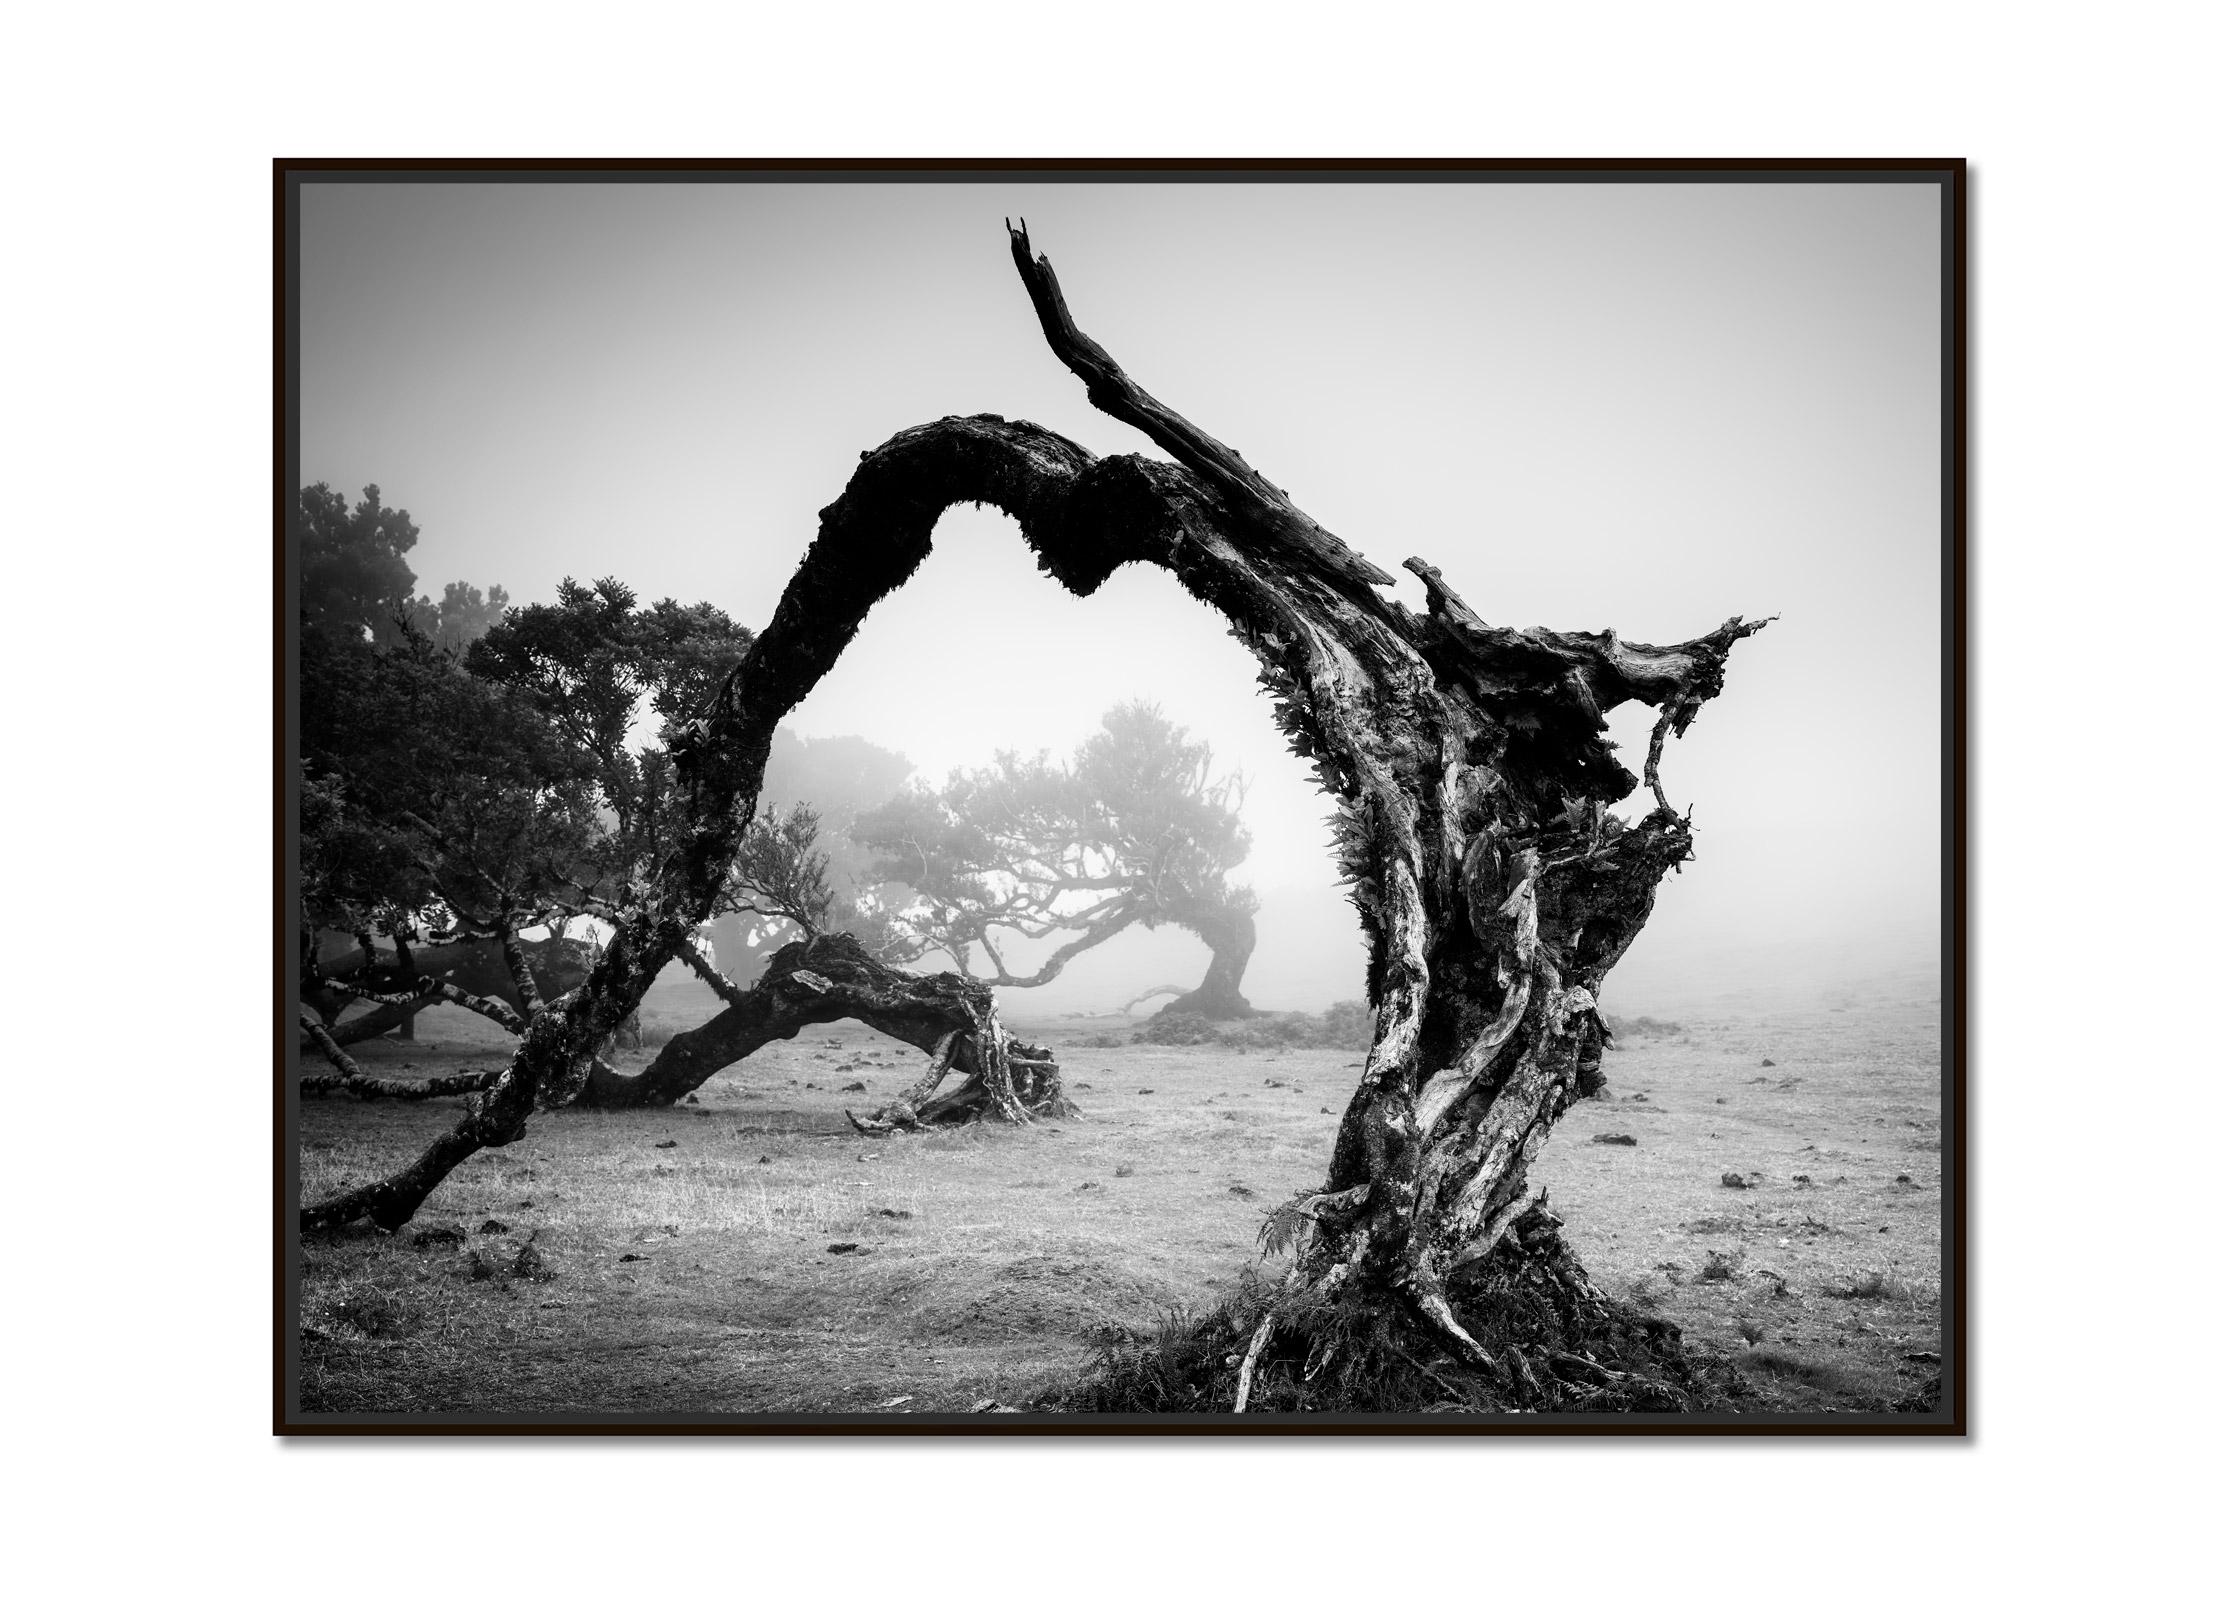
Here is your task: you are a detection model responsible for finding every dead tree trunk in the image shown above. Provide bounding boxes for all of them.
[305,217,1764,1413]
[571,932,1071,1125]
[1120,984,1188,1014]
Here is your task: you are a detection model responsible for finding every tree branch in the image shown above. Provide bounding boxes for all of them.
[1008,219,1394,595]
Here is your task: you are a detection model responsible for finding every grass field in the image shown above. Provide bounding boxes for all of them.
[295,975,1944,1416]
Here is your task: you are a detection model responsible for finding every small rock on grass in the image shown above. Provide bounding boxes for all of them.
[512,1241,557,1281]
[654,1140,678,1149]
[1592,1132,1638,1146]
[827,1242,861,1255]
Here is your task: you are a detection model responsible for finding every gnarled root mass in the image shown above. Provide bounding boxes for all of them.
[1057,1201,1711,1415]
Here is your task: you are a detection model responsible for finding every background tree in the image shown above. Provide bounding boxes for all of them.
[295,479,555,1043]
[297,615,605,1059]
[465,576,755,909]
[702,729,916,983]
[297,482,503,651]
[855,701,1261,1017]
[297,482,421,646]
[404,579,511,654]
[569,802,1030,1115]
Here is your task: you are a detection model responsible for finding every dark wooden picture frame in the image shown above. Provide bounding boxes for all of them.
[277,159,1965,1436]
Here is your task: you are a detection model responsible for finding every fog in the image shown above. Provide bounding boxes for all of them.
[299,178,1943,1019]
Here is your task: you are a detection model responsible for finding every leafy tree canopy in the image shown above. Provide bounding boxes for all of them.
[466,577,758,902]
[297,482,421,646]
[853,701,1255,985]
[404,579,511,654]
[703,729,918,979]
[299,620,601,941]
[297,480,507,652]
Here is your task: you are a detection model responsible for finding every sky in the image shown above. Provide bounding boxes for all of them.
[298,177,1945,1015]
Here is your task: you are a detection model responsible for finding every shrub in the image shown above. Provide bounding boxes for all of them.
[1134,1000,1375,1052]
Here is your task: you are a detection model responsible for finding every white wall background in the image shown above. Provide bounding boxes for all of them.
[9,4,2234,1597]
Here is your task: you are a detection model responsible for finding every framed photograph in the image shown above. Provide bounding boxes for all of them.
[278,160,1963,1434]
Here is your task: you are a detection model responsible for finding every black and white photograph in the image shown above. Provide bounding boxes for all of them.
[280,164,1959,1431]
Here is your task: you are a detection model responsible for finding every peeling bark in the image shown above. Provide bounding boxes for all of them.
[304,215,1763,1419]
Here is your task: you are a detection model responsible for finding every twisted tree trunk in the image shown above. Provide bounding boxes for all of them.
[303,216,1763,1418]
[572,932,1071,1126]
[1160,897,1258,1020]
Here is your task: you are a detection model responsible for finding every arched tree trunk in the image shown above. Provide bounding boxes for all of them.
[304,216,1764,1420]
[1160,899,1258,1020]
[572,933,1071,1125]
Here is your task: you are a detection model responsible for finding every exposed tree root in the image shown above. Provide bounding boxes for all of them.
[1055,1202,1716,1415]
[847,1030,1075,1133]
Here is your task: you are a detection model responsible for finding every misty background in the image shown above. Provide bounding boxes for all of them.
[298,178,1942,1020]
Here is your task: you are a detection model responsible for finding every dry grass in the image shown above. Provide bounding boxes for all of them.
[294,973,1944,1417]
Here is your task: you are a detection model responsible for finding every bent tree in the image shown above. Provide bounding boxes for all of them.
[574,929,1070,1127]
[570,804,1064,1122]
[300,225,1764,1411]
[856,701,1262,1018]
